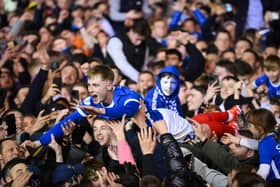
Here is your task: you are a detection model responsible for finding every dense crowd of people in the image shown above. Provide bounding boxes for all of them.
[0,0,280,186]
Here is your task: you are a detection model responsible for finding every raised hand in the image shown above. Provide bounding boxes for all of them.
[137,127,156,155]
[61,120,76,137]
[108,115,126,141]
[204,81,220,104]
[221,133,240,145]
[31,110,52,133]
[186,117,207,142]
[152,120,168,135]
[41,84,60,104]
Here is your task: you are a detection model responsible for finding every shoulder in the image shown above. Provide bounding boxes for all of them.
[260,134,277,148]
[114,86,141,99]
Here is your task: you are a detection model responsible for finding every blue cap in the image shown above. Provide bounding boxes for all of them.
[52,163,85,184]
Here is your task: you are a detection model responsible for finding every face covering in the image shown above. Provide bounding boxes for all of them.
[160,75,177,96]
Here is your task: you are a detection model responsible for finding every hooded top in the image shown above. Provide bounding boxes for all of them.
[145,66,183,116]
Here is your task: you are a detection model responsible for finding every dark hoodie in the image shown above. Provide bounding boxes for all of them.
[144,66,183,116]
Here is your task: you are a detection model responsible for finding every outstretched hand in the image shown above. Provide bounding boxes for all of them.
[137,127,156,155]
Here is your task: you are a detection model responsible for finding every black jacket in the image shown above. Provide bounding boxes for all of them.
[160,133,206,187]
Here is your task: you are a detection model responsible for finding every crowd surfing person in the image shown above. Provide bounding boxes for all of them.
[0,0,280,187]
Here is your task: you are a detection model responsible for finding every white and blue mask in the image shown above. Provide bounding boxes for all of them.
[160,75,177,96]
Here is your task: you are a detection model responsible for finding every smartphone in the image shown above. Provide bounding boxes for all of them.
[71,90,79,101]
[0,89,7,109]
[5,114,16,135]
[53,77,62,90]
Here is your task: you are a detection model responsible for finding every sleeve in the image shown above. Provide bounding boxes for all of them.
[192,9,207,26]
[10,20,25,37]
[193,157,228,187]
[253,74,267,87]
[117,140,136,165]
[160,133,189,186]
[107,37,139,82]
[257,164,271,179]
[168,11,182,30]
[201,139,239,174]
[105,97,140,119]
[259,139,273,164]
[20,69,48,115]
[240,137,259,151]
[184,43,205,82]
[39,96,95,145]
[141,154,158,177]
[39,110,86,145]
[109,0,127,21]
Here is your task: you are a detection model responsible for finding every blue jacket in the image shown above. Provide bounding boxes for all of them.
[144,66,183,116]
[39,86,141,145]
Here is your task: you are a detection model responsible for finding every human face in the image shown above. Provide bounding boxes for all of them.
[23,116,35,133]
[9,163,29,181]
[247,122,262,139]
[215,32,231,53]
[235,40,250,59]
[52,38,67,52]
[138,73,155,91]
[220,79,236,99]
[160,75,177,96]
[187,89,204,111]
[165,54,181,67]
[153,20,167,38]
[23,34,38,54]
[222,51,236,62]
[264,69,280,83]
[242,52,258,70]
[88,75,113,104]
[205,54,219,74]
[179,85,188,105]
[214,66,233,82]
[129,30,145,46]
[228,143,250,160]
[271,104,280,122]
[93,119,113,146]
[0,68,13,89]
[61,66,78,85]
[0,140,19,164]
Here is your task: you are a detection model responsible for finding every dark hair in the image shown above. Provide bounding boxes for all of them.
[0,138,14,153]
[87,65,114,82]
[246,109,277,138]
[243,49,260,63]
[166,48,182,61]
[141,175,161,187]
[264,55,280,71]
[216,60,236,75]
[131,19,151,39]
[232,172,265,187]
[234,60,253,76]
[222,76,239,82]
[215,29,231,41]
[2,158,26,182]
[236,37,253,49]
[192,85,207,96]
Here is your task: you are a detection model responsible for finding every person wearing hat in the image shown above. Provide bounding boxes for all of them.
[52,163,85,186]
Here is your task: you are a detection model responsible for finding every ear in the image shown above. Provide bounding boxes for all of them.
[106,81,114,90]
[247,150,256,158]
